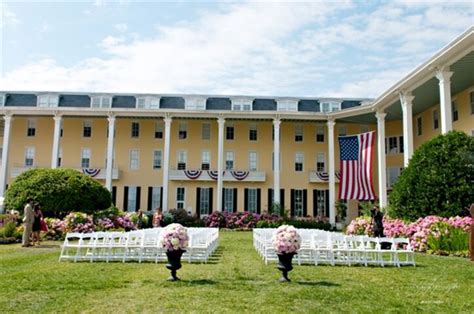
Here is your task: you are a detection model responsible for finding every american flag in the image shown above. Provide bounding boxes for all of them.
[338,131,376,200]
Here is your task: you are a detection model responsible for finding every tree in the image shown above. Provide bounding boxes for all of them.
[388,131,474,220]
[4,168,112,217]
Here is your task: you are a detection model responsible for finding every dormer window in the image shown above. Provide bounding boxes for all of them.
[321,101,341,113]
[37,94,59,107]
[136,96,160,109]
[277,99,298,111]
[231,98,252,111]
[0,94,5,107]
[185,97,206,110]
[91,96,112,108]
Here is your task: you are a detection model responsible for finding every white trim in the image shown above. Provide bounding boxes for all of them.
[231,97,253,111]
[129,148,140,170]
[136,96,160,109]
[248,151,257,171]
[37,94,59,107]
[152,149,162,170]
[90,95,112,108]
[176,186,186,209]
[0,94,5,107]
[276,99,298,112]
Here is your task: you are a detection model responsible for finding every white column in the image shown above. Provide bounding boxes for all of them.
[399,92,414,167]
[105,116,116,192]
[162,116,172,211]
[375,111,387,209]
[216,117,225,212]
[0,114,13,207]
[435,69,454,134]
[327,119,336,226]
[51,115,62,169]
[273,118,281,205]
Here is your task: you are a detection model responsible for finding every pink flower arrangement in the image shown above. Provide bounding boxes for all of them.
[160,223,189,251]
[272,225,302,254]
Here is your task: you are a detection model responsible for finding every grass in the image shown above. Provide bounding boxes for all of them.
[0,231,473,313]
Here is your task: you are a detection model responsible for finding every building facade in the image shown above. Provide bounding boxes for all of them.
[1,28,473,223]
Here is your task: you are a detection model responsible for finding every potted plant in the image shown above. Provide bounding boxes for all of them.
[272,225,301,282]
[159,223,189,281]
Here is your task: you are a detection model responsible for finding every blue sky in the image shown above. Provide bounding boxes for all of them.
[1,1,473,98]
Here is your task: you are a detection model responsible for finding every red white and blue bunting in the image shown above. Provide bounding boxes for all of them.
[207,170,223,180]
[315,171,341,181]
[82,168,101,177]
[231,170,249,181]
[184,170,202,180]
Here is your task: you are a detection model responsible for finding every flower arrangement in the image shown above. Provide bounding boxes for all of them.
[272,225,301,254]
[160,223,189,251]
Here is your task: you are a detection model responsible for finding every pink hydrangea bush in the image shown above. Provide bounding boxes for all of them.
[345,217,373,236]
[64,212,95,233]
[272,225,302,254]
[44,218,67,239]
[96,217,115,231]
[160,223,189,251]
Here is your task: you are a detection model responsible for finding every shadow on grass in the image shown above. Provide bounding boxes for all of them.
[181,279,219,285]
[297,280,340,287]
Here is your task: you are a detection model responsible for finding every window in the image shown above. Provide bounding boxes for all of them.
[315,190,327,217]
[81,148,91,168]
[293,189,304,217]
[277,100,298,111]
[200,188,210,215]
[225,151,234,170]
[83,120,92,138]
[316,153,325,172]
[185,97,205,110]
[386,167,403,189]
[176,187,185,209]
[249,151,257,171]
[24,147,35,167]
[129,149,140,170]
[151,187,162,210]
[388,137,398,154]
[433,109,439,129]
[153,150,162,169]
[0,94,5,107]
[247,188,258,213]
[416,117,422,136]
[58,148,62,167]
[91,96,112,108]
[295,152,304,172]
[223,188,234,212]
[338,126,347,136]
[179,122,187,139]
[131,122,140,138]
[27,119,36,137]
[226,125,234,140]
[155,122,163,139]
[295,125,303,142]
[249,124,257,141]
[136,96,160,109]
[38,94,59,107]
[321,101,340,113]
[177,150,187,170]
[127,187,137,212]
[201,151,210,170]
[470,91,474,115]
[316,126,324,142]
[232,99,252,111]
[202,123,210,140]
[452,100,458,122]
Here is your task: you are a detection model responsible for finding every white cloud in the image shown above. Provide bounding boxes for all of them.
[0,4,21,29]
[114,23,128,32]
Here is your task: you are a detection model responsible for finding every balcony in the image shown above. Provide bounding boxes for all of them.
[11,167,120,180]
[309,170,341,183]
[169,169,266,182]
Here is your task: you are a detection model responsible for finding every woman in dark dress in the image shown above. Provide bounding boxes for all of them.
[371,205,384,237]
[31,204,42,245]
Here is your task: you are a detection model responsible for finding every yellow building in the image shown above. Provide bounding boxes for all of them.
[1,28,473,224]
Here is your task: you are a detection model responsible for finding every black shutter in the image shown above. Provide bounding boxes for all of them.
[112,186,117,205]
[209,188,213,214]
[325,190,330,218]
[244,188,249,212]
[233,188,238,212]
[290,189,295,217]
[196,188,201,219]
[257,189,261,214]
[268,188,273,211]
[222,188,225,211]
[303,189,307,217]
[280,189,285,210]
[123,186,129,212]
[136,186,141,211]
[160,187,163,209]
[147,187,153,211]
[313,189,318,217]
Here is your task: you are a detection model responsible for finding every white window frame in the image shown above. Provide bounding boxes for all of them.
[315,190,327,217]
[249,151,257,171]
[155,122,163,139]
[225,151,234,170]
[295,125,303,142]
[277,99,298,112]
[37,94,59,107]
[200,188,210,216]
[294,189,304,217]
[452,99,459,122]
[83,120,92,138]
[224,188,234,212]
[202,123,211,140]
[136,96,160,109]
[81,148,91,168]
[91,96,112,108]
[249,123,257,141]
[316,152,325,172]
[27,119,36,137]
[432,109,439,130]
[24,146,35,167]
[321,101,341,113]
[201,150,210,170]
[295,152,304,172]
[151,187,162,210]
[179,122,187,139]
[153,150,162,170]
[226,124,234,140]
[247,188,258,213]
[127,186,137,212]
[131,121,140,138]
[176,187,185,209]
[316,126,325,142]
[0,94,5,107]
[129,149,140,170]
[177,150,187,170]
[185,97,206,110]
[231,98,253,111]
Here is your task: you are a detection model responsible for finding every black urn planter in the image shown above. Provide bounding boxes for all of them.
[165,249,185,281]
[277,252,296,282]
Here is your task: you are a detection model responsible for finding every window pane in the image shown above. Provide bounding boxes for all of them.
[202,123,210,140]
[153,150,162,169]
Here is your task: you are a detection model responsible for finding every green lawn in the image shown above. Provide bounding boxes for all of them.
[0,231,473,313]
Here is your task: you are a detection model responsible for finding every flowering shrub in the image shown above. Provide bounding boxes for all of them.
[159,223,189,251]
[346,217,373,236]
[95,217,115,231]
[44,218,67,240]
[64,212,95,233]
[115,215,137,231]
[272,225,301,254]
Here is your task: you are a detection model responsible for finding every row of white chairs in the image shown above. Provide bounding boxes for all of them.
[59,227,219,263]
[253,228,415,267]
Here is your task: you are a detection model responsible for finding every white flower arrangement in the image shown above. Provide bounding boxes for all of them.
[272,225,301,254]
[160,223,189,251]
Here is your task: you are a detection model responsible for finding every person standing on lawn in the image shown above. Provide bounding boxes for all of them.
[22,198,35,247]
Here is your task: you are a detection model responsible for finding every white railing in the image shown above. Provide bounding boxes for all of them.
[169,169,266,182]
[11,167,120,180]
[308,170,341,183]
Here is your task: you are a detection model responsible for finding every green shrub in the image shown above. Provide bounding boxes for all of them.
[389,131,474,220]
[0,222,18,238]
[4,168,112,217]
[426,221,469,257]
